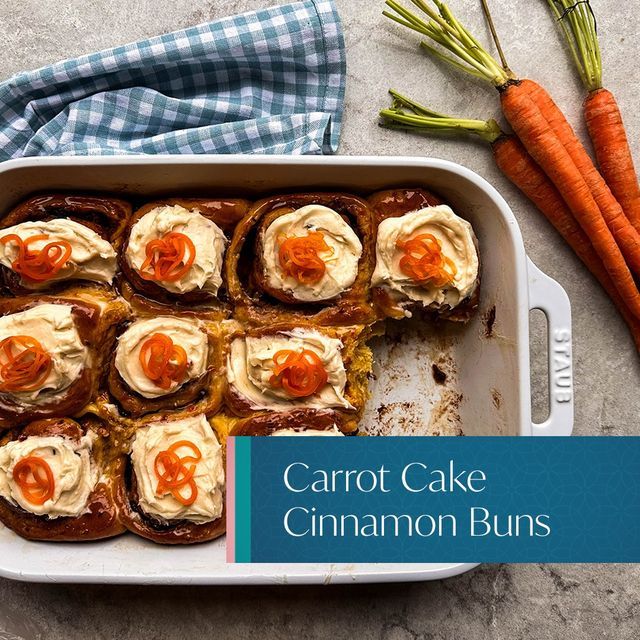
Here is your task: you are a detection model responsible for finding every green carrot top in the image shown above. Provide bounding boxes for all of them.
[546,0,602,92]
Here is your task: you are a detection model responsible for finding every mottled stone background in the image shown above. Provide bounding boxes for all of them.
[0,0,638,638]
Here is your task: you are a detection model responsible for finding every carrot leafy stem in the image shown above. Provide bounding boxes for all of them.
[546,0,602,92]
[383,0,515,87]
[380,90,503,143]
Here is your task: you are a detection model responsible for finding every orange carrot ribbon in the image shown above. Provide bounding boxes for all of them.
[396,233,457,288]
[269,348,328,398]
[13,455,55,505]
[0,335,52,393]
[139,231,196,282]
[278,231,332,284]
[0,234,72,282]
[153,440,202,506]
[139,333,188,390]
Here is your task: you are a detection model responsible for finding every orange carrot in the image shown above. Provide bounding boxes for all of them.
[493,135,593,249]
[396,233,457,287]
[584,89,640,234]
[139,232,195,283]
[154,440,202,506]
[0,234,72,282]
[492,135,640,350]
[547,0,640,235]
[0,335,53,392]
[516,79,640,277]
[500,85,640,319]
[13,456,55,505]
[279,231,332,284]
[269,349,328,398]
[139,333,188,390]
[380,94,640,348]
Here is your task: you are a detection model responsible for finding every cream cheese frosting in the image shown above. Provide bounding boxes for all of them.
[0,218,116,288]
[0,432,98,518]
[126,205,227,295]
[262,205,362,302]
[115,316,208,398]
[0,304,89,403]
[131,414,224,523]
[371,205,478,313]
[227,328,353,410]
[270,426,345,436]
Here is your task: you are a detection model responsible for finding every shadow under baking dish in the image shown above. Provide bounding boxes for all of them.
[0,154,571,584]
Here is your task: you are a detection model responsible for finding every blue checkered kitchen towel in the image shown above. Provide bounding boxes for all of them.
[0,0,345,160]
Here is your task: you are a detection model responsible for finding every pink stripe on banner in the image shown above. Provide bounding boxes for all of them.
[226,436,235,563]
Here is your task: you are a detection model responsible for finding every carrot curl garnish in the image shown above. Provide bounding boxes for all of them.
[13,456,55,505]
[396,233,457,288]
[269,348,328,398]
[0,234,72,282]
[153,440,202,506]
[278,231,332,284]
[0,336,52,393]
[139,333,188,390]
[138,232,196,282]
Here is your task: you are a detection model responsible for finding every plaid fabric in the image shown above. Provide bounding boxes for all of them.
[0,0,345,160]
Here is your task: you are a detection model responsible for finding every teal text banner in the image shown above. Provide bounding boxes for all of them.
[226,437,640,563]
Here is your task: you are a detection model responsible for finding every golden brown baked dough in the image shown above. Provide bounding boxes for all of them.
[368,188,480,322]
[0,193,131,296]
[0,415,125,542]
[115,469,226,545]
[368,188,444,219]
[230,408,348,435]
[113,425,226,545]
[119,198,250,312]
[223,322,372,434]
[0,288,129,429]
[101,314,225,422]
[227,193,376,326]
[0,290,130,430]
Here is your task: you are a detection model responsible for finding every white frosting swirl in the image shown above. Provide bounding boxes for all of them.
[0,304,89,403]
[270,426,345,437]
[372,205,479,312]
[0,219,116,289]
[115,316,208,399]
[131,414,224,523]
[262,205,362,302]
[227,328,353,410]
[126,205,227,295]
[0,432,98,518]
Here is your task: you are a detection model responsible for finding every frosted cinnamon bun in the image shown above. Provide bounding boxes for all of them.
[120,198,250,312]
[227,193,376,326]
[369,189,480,321]
[114,414,226,544]
[0,415,124,541]
[0,194,130,295]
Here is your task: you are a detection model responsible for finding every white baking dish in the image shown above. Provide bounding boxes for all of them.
[0,155,573,584]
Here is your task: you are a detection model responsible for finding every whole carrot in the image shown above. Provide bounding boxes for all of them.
[380,95,640,349]
[547,0,640,235]
[510,79,640,278]
[492,135,640,351]
[585,90,640,232]
[493,135,595,251]
[499,87,640,318]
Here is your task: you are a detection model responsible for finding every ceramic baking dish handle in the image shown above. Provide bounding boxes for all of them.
[527,258,574,436]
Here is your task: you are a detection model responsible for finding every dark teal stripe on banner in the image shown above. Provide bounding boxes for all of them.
[234,437,252,563]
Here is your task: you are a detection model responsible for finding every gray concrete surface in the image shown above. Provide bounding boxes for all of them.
[0,0,638,638]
